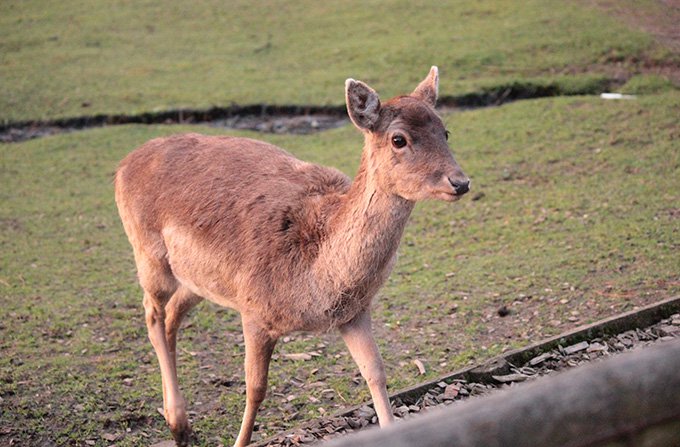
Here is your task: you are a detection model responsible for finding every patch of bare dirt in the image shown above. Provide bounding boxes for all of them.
[584,0,680,83]
[208,114,348,135]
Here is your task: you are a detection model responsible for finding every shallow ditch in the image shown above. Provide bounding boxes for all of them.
[0,78,619,143]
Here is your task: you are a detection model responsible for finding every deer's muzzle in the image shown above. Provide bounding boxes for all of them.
[449,178,470,196]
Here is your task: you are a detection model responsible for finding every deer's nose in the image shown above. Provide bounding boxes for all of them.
[450,178,470,196]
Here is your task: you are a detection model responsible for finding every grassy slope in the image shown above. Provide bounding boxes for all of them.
[0,0,666,122]
[1,91,678,445]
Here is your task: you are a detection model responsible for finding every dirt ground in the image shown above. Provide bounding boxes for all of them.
[586,0,680,82]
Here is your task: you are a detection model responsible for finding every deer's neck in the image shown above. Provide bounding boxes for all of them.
[313,148,414,304]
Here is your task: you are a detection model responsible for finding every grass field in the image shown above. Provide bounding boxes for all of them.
[2,88,679,445]
[0,0,673,122]
[1,0,679,446]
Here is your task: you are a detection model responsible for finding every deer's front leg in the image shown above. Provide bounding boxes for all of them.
[234,317,277,447]
[340,309,394,427]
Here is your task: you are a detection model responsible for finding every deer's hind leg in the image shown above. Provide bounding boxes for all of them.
[137,255,192,446]
[165,286,203,387]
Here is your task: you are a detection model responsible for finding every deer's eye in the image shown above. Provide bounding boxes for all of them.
[445,130,450,141]
[391,134,407,149]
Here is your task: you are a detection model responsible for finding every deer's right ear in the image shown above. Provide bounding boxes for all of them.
[345,79,381,132]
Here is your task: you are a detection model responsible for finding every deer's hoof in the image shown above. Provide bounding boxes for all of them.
[170,421,192,446]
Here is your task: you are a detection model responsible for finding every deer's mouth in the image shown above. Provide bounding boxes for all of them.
[431,179,469,202]
[429,174,469,202]
[432,190,461,202]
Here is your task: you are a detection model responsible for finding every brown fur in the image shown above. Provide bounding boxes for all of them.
[114,67,468,446]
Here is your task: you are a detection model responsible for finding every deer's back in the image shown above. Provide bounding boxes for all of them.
[115,133,350,324]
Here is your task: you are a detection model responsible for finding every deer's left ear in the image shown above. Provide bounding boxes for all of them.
[412,66,439,107]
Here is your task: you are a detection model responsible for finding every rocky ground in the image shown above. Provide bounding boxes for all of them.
[253,312,680,446]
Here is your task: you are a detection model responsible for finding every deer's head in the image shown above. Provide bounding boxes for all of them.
[345,66,469,202]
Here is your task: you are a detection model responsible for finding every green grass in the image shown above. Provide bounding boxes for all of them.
[1,0,679,444]
[1,91,679,445]
[1,0,670,122]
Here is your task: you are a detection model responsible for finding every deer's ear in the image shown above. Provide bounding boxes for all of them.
[345,79,381,132]
[412,66,439,107]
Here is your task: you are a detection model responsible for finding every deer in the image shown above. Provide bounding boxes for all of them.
[114,66,469,446]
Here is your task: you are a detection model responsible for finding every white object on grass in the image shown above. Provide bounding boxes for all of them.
[600,93,637,100]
